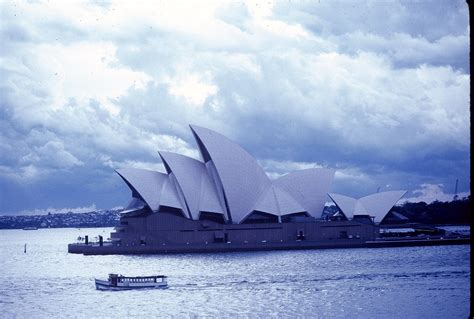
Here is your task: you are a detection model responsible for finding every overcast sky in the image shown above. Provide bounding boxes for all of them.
[0,1,470,215]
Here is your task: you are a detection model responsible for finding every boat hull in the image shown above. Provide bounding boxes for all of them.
[94,279,167,291]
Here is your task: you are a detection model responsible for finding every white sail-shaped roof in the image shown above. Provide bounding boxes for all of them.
[353,201,369,215]
[115,125,406,225]
[358,190,407,222]
[274,168,335,218]
[328,190,407,223]
[199,168,225,217]
[190,125,271,223]
[160,175,184,211]
[159,151,224,220]
[115,168,166,212]
[327,193,356,219]
[159,152,202,219]
[274,187,307,216]
[253,185,306,218]
[252,186,280,217]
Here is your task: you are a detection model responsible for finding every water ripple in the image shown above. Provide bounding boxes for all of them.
[0,228,470,318]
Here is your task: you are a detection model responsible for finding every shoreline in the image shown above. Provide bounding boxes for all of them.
[68,237,470,255]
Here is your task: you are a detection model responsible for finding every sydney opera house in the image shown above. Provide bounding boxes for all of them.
[69,125,407,255]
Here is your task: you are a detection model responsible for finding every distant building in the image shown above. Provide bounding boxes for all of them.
[435,225,470,237]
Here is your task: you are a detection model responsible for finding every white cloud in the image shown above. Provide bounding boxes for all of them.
[403,183,470,204]
[2,41,150,114]
[259,159,324,179]
[334,168,371,184]
[335,31,469,70]
[100,156,166,173]
[21,140,83,169]
[0,164,41,184]
[167,72,217,106]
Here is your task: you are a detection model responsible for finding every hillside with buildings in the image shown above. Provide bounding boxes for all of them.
[0,209,122,229]
[0,197,469,230]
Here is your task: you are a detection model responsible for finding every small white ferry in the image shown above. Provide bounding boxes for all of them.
[95,274,168,290]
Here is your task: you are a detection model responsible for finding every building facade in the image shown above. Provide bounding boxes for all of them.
[69,125,407,255]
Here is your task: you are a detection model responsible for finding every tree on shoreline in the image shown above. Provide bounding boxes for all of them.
[393,196,470,225]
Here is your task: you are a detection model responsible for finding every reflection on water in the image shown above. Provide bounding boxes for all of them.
[0,228,470,318]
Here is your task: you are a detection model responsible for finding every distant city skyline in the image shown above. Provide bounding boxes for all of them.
[0,1,470,214]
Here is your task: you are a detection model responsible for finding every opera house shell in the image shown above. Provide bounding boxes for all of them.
[117,125,335,224]
[328,191,407,223]
[69,125,407,255]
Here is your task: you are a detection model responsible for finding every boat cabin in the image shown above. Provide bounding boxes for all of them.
[108,274,167,286]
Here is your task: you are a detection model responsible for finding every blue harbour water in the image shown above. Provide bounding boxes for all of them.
[0,228,470,318]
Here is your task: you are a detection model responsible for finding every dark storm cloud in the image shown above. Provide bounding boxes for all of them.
[0,1,469,214]
[272,1,469,72]
[273,1,468,40]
